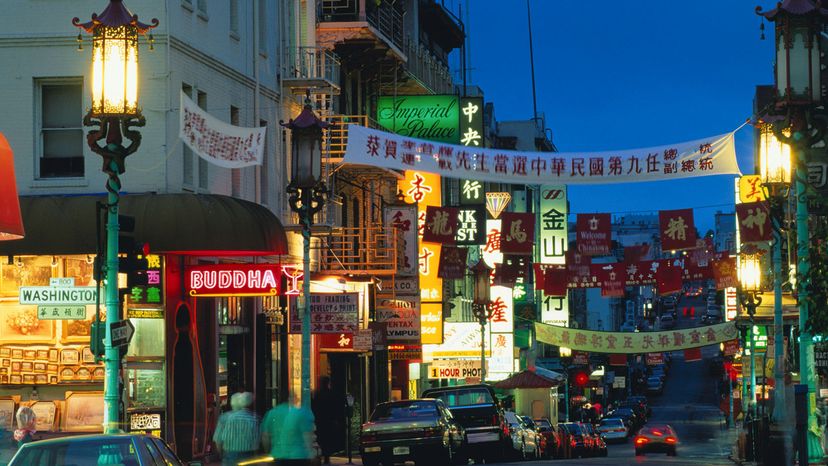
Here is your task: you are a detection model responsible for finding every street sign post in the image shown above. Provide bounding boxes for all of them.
[110,320,135,348]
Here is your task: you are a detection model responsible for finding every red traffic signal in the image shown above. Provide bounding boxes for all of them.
[574,371,589,387]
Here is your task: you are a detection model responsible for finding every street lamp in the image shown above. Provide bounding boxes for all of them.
[281,93,328,409]
[758,120,792,424]
[471,259,492,383]
[738,249,763,419]
[73,0,157,434]
[559,346,572,422]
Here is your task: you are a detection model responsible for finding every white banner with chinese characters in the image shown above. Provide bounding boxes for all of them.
[344,124,740,184]
[179,91,267,168]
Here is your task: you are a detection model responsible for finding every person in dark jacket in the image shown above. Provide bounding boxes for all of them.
[312,376,340,464]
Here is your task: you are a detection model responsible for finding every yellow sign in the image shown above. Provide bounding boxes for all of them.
[420,302,443,345]
[534,321,739,354]
[738,175,766,203]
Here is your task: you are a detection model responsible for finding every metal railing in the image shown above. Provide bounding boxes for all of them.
[403,37,454,94]
[322,114,378,161]
[320,225,401,275]
[284,46,341,88]
[319,0,404,50]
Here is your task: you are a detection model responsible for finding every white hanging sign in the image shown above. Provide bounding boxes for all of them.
[344,124,740,185]
[179,91,266,168]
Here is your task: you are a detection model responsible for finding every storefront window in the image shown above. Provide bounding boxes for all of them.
[126,318,164,358]
[126,362,166,409]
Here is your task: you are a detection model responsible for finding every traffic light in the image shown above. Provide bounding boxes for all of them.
[574,371,589,388]
[90,318,105,358]
[119,243,150,288]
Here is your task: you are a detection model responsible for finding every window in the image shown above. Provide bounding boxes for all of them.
[182,84,194,186]
[230,106,241,197]
[197,91,208,189]
[230,0,239,35]
[260,119,268,203]
[258,0,267,54]
[197,0,207,15]
[37,80,83,178]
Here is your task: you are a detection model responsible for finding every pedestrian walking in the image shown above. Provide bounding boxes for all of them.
[311,376,341,464]
[213,392,260,466]
[262,392,317,466]
[13,406,36,448]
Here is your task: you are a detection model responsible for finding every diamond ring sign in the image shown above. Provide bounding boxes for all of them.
[344,124,740,185]
[534,321,738,354]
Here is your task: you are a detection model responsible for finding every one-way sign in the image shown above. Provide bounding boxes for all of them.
[110,320,135,348]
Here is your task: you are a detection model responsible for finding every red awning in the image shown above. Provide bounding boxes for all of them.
[0,133,24,241]
[493,367,563,390]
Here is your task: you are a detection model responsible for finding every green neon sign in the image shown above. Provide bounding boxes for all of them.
[376,95,459,144]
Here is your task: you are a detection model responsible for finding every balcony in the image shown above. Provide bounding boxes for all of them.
[323,114,378,164]
[401,37,454,95]
[319,225,402,276]
[283,46,341,94]
[318,0,405,56]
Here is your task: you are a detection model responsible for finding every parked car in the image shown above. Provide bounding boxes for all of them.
[534,418,568,459]
[502,412,540,460]
[360,398,465,466]
[617,401,648,425]
[659,314,676,330]
[634,424,680,457]
[421,384,510,463]
[8,434,189,466]
[646,376,664,395]
[650,364,667,380]
[559,422,592,458]
[597,417,629,443]
[582,422,608,457]
[607,408,641,430]
[627,395,652,417]
[620,320,637,332]
[701,312,723,325]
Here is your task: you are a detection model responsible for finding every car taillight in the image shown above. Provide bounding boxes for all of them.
[652,430,663,436]
[570,438,577,447]
[361,433,377,442]
[502,422,510,437]
[634,436,649,445]
[666,436,677,444]
[423,427,442,437]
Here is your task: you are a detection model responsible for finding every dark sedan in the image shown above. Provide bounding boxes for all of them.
[9,434,189,465]
[360,399,465,466]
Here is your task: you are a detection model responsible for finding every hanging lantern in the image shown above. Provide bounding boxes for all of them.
[738,251,763,293]
[758,122,791,193]
[281,95,328,189]
[471,259,492,305]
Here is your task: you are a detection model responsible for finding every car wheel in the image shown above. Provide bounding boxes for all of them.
[534,444,540,459]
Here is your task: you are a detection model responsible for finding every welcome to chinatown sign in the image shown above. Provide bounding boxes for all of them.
[534,321,738,354]
[345,125,740,184]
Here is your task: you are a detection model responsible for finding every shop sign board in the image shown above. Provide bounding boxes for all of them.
[377,296,421,342]
[377,95,460,144]
[539,186,568,265]
[613,376,626,389]
[646,353,664,366]
[488,286,514,334]
[289,292,359,334]
[378,276,419,296]
[388,344,423,361]
[488,332,514,376]
[37,305,86,320]
[19,286,97,305]
[128,411,163,437]
[428,359,483,379]
[128,254,164,305]
[573,351,590,366]
[423,323,490,359]
[126,308,164,319]
[384,205,419,276]
[111,320,135,348]
[460,179,485,205]
[420,302,443,345]
[455,205,486,245]
[353,329,373,352]
[541,293,569,328]
[459,97,484,148]
[187,264,280,297]
[399,170,443,302]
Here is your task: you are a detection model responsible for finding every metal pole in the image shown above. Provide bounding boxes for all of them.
[772,227,786,423]
[564,368,569,422]
[103,160,120,433]
[480,319,486,383]
[301,190,312,408]
[729,366,735,428]
[750,318,757,418]
[742,328,749,421]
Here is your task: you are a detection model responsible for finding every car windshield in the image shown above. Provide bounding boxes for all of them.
[563,423,582,435]
[641,425,675,436]
[504,412,522,425]
[371,401,439,421]
[425,388,494,407]
[12,437,139,466]
[599,418,624,428]
[534,419,552,429]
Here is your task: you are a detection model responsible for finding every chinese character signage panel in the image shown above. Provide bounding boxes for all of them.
[384,205,418,275]
[459,96,484,148]
[500,212,535,255]
[576,213,612,256]
[659,208,697,251]
[455,205,486,245]
[460,179,485,205]
[376,95,460,144]
[482,220,504,268]
[488,286,514,334]
[736,201,771,243]
[422,206,459,244]
[438,246,468,280]
[738,175,766,203]
[289,292,359,334]
[399,171,443,303]
[541,293,569,328]
[187,264,280,297]
[128,254,164,306]
[539,186,568,264]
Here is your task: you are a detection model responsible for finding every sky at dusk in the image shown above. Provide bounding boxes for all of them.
[461,1,776,234]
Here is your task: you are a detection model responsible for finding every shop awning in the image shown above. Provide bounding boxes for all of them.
[493,367,564,390]
[0,133,24,241]
[0,193,288,256]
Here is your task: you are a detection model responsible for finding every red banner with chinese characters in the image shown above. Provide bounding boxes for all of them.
[712,257,738,290]
[543,267,568,297]
[736,201,771,243]
[723,339,740,356]
[684,347,702,362]
[573,351,590,365]
[656,261,683,295]
[187,264,280,297]
[437,246,467,280]
[500,212,535,255]
[646,353,664,366]
[567,250,593,287]
[609,354,628,366]
[659,209,697,251]
[624,244,651,263]
[596,263,625,297]
[576,213,612,256]
[422,206,458,244]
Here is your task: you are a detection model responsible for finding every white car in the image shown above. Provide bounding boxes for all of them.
[504,411,541,460]
[597,417,629,443]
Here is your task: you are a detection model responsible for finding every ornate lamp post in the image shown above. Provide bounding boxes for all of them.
[471,259,492,383]
[758,120,792,423]
[738,249,763,418]
[282,94,327,409]
[559,346,572,422]
[757,3,828,459]
[73,0,157,433]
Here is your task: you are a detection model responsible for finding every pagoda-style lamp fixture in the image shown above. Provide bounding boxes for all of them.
[471,259,493,382]
[758,121,792,199]
[72,0,157,435]
[559,346,573,422]
[281,92,328,410]
[738,248,763,420]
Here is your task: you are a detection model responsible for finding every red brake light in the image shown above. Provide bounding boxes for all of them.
[666,436,677,444]
[634,436,649,445]
[652,430,663,436]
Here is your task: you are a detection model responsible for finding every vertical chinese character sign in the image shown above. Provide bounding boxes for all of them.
[500,212,535,255]
[539,186,569,327]
[659,208,697,251]
[384,205,419,275]
[127,254,164,307]
[735,201,771,244]
[459,97,484,148]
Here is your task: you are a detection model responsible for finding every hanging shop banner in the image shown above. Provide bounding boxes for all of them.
[127,254,164,307]
[377,296,421,342]
[659,209,697,251]
[573,351,590,365]
[429,359,484,379]
[488,286,514,333]
[534,321,739,354]
[420,302,443,345]
[738,175,766,203]
[438,246,468,280]
[423,323,491,359]
[684,347,703,362]
[567,250,592,284]
[542,266,568,297]
[180,91,266,168]
[541,293,569,328]
[187,264,280,297]
[712,257,738,290]
[459,97,485,148]
[723,339,740,356]
[623,259,663,286]
[624,244,651,263]
[596,263,624,297]
[500,212,535,255]
[376,95,460,144]
[422,206,459,244]
[344,124,740,184]
[656,260,683,296]
[399,171,443,302]
[384,205,419,276]
[576,214,612,256]
[539,186,568,264]
[460,179,485,205]
[736,201,771,244]
[289,292,359,334]
[482,220,503,268]
[455,205,486,245]
[609,354,628,366]
[0,132,24,240]
[646,353,664,366]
